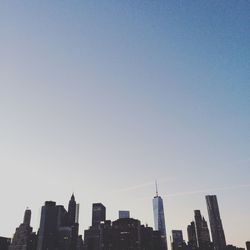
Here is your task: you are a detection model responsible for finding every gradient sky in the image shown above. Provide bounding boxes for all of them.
[0,0,249,248]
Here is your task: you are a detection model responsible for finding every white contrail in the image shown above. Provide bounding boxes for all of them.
[166,184,250,197]
[114,177,176,193]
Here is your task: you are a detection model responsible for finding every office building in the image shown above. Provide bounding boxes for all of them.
[246,242,250,250]
[112,218,141,250]
[92,203,106,226]
[187,221,197,249]
[9,208,37,250]
[194,210,212,250]
[68,193,77,226]
[37,201,59,250]
[206,195,226,250]
[119,210,130,219]
[171,230,183,250]
[153,182,168,250]
[0,236,11,250]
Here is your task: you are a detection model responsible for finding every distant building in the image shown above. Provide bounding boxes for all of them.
[84,203,107,249]
[76,235,84,250]
[92,203,106,226]
[153,182,168,250]
[37,201,59,250]
[194,210,212,250]
[0,236,11,250]
[37,195,79,250]
[141,225,165,250]
[206,195,226,250]
[246,242,250,250]
[112,218,141,250]
[225,245,245,250]
[119,210,130,219]
[68,194,77,225]
[171,230,183,250]
[9,208,37,250]
[84,214,165,250]
[187,221,197,249]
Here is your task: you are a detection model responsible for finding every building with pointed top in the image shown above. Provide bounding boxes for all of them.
[153,182,168,250]
[68,194,77,226]
[9,208,37,250]
[194,210,212,250]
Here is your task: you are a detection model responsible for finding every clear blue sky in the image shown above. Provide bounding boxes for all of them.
[0,0,249,248]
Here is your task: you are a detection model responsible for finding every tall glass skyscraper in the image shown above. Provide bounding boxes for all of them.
[153,182,168,250]
[206,195,226,250]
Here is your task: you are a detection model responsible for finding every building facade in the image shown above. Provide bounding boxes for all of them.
[206,195,226,250]
[194,210,212,250]
[92,203,106,226]
[171,230,183,250]
[153,185,168,250]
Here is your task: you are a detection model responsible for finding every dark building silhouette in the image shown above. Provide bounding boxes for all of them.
[9,208,37,250]
[187,222,197,249]
[37,195,79,250]
[171,230,183,250]
[37,201,58,250]
[68,194,77,225]
[84,203,108,250]
[92,203,106,226]
[67,195,80,250]
[84,219,113,250]
[194,210,212,250]
[0,236,11,250]
[140,224,165,250]
[141,225,154,250]
[246,242,250,250]
[206,195,226,250]
[153,182,168,250]
[84,216,165,250]
[119,210,130,219]
[225,245,244,250]
[112,218,141,250]
[152,230,165,250]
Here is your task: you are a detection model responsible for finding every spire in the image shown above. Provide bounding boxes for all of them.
[71,192,75,201]
[155,180,159,196]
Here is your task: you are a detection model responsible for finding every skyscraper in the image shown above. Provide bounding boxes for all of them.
[153,182,168,250]
[92,203,106,226]
[37,196,80,250]
[206,195,226,250]
[194,210,211,250]
[68,193,77,226]
[246,242,250,250]
[0,237,11,250]
[187,221,197,249]
[37,201,58,250]
[9,208,36,250]
[67,194,80,250]
[171,230,183,250]
[112,218,141,250]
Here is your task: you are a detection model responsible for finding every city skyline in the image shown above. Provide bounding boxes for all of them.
[0,1,249,248]
[2,190,249,249]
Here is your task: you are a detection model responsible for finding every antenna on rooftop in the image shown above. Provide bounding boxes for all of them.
[155,180,159,196]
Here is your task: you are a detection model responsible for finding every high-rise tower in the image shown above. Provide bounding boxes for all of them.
[37,201,58,250]
[206,195,226,250]
[92,203,106,226]
[68,193,77,226]
[194,210,211,250]
[153,181,168,250]
[9,208,36,250]
[187,221,197,249]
